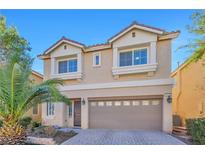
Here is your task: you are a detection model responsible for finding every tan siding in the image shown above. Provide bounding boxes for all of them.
[25,72,43,122]
[44,58,51,80]
[172,60,205,126]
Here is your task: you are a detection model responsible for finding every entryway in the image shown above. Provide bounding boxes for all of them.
[74,100,81,127]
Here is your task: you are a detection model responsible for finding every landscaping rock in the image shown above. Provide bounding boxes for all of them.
[26,126,77,144]
[27,136,56,145]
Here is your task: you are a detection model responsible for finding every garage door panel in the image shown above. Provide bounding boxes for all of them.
[89,99,162,130]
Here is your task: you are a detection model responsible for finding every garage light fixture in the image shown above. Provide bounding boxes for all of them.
[81,98,86,105]
[167,95,172,104]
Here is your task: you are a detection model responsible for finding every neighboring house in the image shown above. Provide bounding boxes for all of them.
[24,70,43,122]
[38,22,179,132]
[171,58,205,126]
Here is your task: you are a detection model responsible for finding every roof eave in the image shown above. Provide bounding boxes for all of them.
[32,70,44,79]
[85,44,111,52]
[108,24,164,43]
[158,31,180,41]
[44,39,85,55]
[37,54,50,60]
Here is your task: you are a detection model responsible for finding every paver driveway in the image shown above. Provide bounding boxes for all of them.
[62,129,185,145]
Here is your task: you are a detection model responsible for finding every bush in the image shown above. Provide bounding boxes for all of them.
[186,118,205,144]
[19,117,32,128]
[32,121,41,128]
[0,120,3,128]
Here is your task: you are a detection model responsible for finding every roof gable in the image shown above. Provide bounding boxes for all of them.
[108,21,165,43]
[43,37,85,55]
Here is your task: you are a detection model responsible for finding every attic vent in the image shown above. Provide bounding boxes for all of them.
[64,45,67,50]
[132,32,136,38]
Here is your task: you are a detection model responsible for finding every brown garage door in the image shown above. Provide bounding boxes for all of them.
[89,96,162,131]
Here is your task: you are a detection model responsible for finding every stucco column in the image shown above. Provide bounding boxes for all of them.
[81,97,89,129]
[150,41,157,64]
[162,93,172,133]
[77,53,82,73]
[113,47,118,68]
[51,58,55,75]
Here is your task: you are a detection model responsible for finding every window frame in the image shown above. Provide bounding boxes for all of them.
[92,52,101,67]
[118,47,149,67]
[57,57,78,74]
[68,58,78,73]
[68,104,72,117]
[46,102,55,117]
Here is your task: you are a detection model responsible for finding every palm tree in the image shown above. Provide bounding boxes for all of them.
[0,61,69,145]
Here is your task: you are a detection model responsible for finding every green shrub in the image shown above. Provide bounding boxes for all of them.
[32,121,41,128]
[0,120,3,128]
[19,117,32,128]
[186,118,205,144]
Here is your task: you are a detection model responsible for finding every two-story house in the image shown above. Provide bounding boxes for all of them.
[38,22,179,132]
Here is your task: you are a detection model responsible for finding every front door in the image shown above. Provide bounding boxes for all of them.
[74,100,81,127]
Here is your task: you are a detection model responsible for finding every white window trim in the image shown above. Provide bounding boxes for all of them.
[46,102,55,119]
[59,78,173,91]
[51,56,82,80]
[112,63,157,75]
[112,46,158,75]
[57,57,78,74]
[118,47,149,67]
[92,52,101,67]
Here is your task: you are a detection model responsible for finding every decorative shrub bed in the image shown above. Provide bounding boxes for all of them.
[26,126,77,145]
[186,118,205,145]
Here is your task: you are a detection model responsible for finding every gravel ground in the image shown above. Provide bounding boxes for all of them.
[62,129,186,145]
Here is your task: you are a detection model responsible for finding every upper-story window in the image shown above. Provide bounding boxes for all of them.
[119,48,148,67]
[58,58,77,74]
[93,52,101,67]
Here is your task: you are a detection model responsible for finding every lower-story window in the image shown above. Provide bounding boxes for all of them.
[47,102,54,116]
[33,104,38,115]
[68,105,72,117]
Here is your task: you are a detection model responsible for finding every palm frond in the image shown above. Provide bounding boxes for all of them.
[0,62,69,122]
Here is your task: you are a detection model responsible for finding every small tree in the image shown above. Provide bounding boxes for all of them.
[0,61,70,145]
[181,11,205,62]
[0,15,70,144]
[0,15,33,68]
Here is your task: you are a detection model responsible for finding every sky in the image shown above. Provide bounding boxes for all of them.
[0,9,197,74]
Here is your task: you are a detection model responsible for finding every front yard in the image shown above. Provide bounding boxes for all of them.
[26,126,77,145]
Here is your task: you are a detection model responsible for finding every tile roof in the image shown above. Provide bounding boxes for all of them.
[41,21,175,56]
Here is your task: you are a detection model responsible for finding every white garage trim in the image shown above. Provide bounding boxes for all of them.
[59,78,174,91]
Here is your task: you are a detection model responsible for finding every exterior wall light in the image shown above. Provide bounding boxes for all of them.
[167,95,172,104]
[81,98,86,105]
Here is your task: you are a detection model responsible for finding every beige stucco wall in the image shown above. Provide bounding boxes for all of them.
[43,39,171,85]
[44,58,51,80]
[112,29,157,48]
[172,60,205,126]
[42,84,172,132]
[24,72,43,122]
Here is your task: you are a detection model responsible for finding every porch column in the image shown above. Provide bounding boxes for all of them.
[81,97,89,129]
[150,41,157,64]
[113,47,118,68]
[162,93,172,133]
[77,52,82,73]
